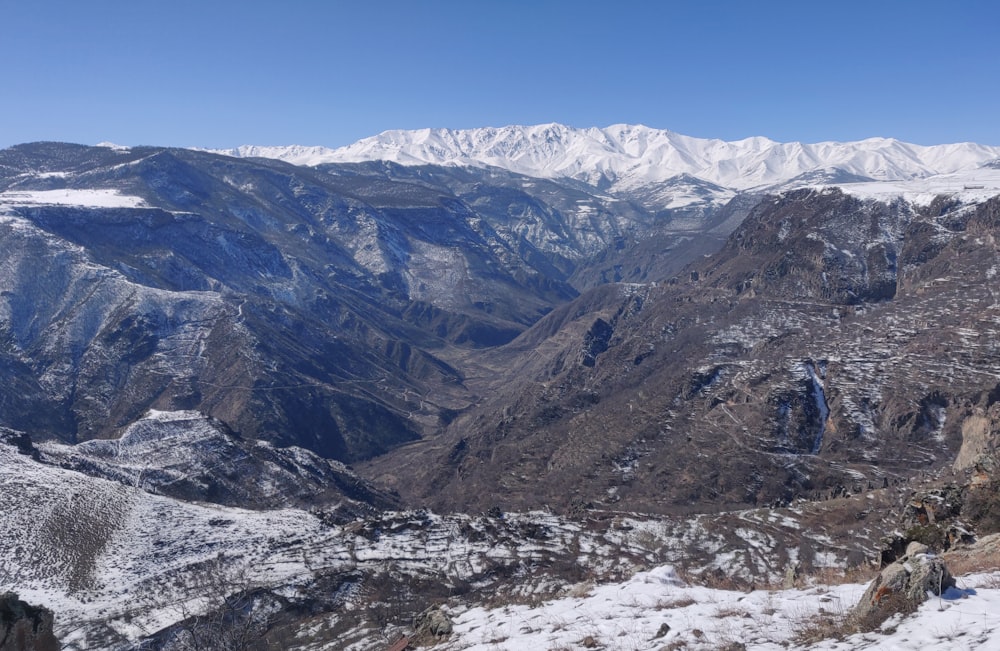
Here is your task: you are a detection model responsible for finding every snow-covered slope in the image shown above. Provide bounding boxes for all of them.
[441,565,1000,651]
[830,166,1000,205]
[206,144,342,167]
[0,435,833,649]
[7,429,1000,650]
[213,124,1000,194]
[36,410,399,512]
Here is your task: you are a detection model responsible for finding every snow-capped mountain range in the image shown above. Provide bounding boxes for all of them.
[210,123,1000,194]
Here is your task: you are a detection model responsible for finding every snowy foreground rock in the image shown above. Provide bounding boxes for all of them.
[853,542,956,627]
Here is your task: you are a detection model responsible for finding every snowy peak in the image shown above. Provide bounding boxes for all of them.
[213,124,1000,194]
[205,144,341,167]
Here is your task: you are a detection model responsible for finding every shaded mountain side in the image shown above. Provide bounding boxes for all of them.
[0,142,735,465]
[0,209,439,459]
[567,193,761,287]
[344,163,756,293]
[362,191,1000,515]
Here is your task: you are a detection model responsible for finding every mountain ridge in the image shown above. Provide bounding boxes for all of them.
[207,124,1000,194]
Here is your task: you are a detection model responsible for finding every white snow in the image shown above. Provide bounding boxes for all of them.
[437,568,1000,651]
[143,409,204,422]
[0,188,146,208]
[207,144,338,166]
[95,141,131,151]
[814,167,1000,206]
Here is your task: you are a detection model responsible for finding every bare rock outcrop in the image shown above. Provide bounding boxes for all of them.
[0,593,59,651]
[413,605,453,640]
[854,542,955,628]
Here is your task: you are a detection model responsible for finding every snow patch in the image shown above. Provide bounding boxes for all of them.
[96,141,131,151]
[143,409,204,422]
[441,565,1000,651]
[0,188,146,208]
[824,168,1000,205]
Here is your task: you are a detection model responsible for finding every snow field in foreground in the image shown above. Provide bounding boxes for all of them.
[431,566,1000,651]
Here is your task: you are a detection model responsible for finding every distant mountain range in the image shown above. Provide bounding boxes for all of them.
[209,123,1000,198]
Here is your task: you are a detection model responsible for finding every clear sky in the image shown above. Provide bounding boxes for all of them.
[2,0,998,149]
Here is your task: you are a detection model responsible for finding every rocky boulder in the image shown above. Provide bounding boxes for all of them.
[854,542,955,628]
[0,593,59,651]
[0,430,39,461]
[413,605,453,640]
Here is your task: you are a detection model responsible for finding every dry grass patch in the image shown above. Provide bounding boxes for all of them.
[712,605,750,619]
[658,642,688,651]
[802,563,878,588]
[654,596,697,610]
[674,567,753,592]
[790,588,917,646]
[790,606,851,645]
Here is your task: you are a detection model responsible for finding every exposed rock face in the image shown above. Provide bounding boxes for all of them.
[0,593,59,651]
[854,542,955,628]
[0,429,39,460]
[955,410,1000,472]
[413,605,453,639]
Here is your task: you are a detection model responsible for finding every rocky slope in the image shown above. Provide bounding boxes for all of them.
[33,410,398,515]
[0,592,59,651]
[366,190,1000,514]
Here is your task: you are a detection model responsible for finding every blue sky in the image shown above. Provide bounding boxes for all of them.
[2,0,998,149]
